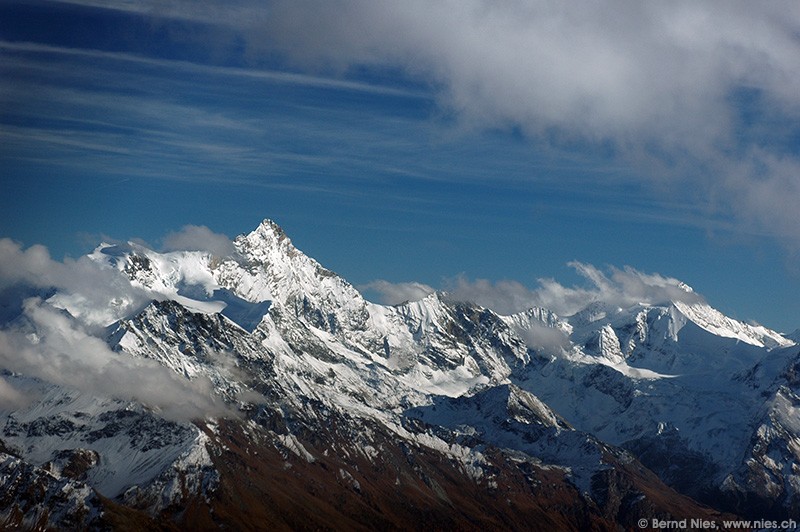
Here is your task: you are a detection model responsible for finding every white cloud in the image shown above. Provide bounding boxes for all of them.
[0,298,229,421]
[14,3,800,248]
[0,375,33,410]
[0,239,60,290]
[444,276,541,316]
[351,264,703,329]
[515,322,572,355]
[359,279,435,305]
[568,261,703,310]
[247,2,799,130]
[244,1,800,248]
[162,225,236,257]
[444,263,704,317]
[0,233,254,421]
[0,238,234,420]
[0,238,149,330]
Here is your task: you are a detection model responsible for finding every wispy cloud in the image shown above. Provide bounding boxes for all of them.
[443,277,543,317]
[44,0,268,27]
[0,375,33,410]
[362,262,703,317]
[0,40,425,98]
[514,322,572,355]
[0,41,436,195]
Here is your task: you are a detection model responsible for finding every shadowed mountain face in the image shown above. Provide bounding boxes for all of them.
[0,219,795,529]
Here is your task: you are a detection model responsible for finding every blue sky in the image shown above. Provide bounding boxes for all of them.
[2,0,800,331]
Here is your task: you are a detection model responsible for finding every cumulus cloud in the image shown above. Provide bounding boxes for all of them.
[0,298,229,421]
[162,225,235,257]
[359,279,435,305]
[0,239,62,291]
[445,262,704,317]
[235,1,800,248]
[244,2,799,134]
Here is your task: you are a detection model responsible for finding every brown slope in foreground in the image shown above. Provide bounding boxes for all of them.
[123,418,740,531]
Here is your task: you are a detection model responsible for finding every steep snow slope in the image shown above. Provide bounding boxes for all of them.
[90,222,524,398]
[511,297,798,516]
[0,374,202,498]
[215,219,369,334]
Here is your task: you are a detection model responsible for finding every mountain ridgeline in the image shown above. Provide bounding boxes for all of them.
[1,219,798,530]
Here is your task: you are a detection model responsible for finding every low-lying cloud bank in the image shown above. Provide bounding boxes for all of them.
[368,262,704,317]
[358,279,435,306]
[514,321,572,355]
[0,298,228,420]
[0,237,149,329]
[0,232,237,420]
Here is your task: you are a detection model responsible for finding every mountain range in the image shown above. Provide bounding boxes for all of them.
[1,219,798,530]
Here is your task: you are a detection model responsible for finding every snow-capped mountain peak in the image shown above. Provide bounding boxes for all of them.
[218,219,369,334]
[237,218,299,263]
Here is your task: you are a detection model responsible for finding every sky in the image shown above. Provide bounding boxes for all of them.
[1,1,800,332]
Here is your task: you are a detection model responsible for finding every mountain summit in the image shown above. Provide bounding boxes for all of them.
[0,219,797,529]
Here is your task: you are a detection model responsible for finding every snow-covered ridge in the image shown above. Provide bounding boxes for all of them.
[74,220,794,357]
[672,300,793,349]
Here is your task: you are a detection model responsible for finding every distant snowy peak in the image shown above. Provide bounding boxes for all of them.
[393,291,449,331]
[79,220,794,357]
[567,297,792,352]
[235,219,298,266]
[672,300,793,349]
[504,306,567,330]
[227,218,349,304]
